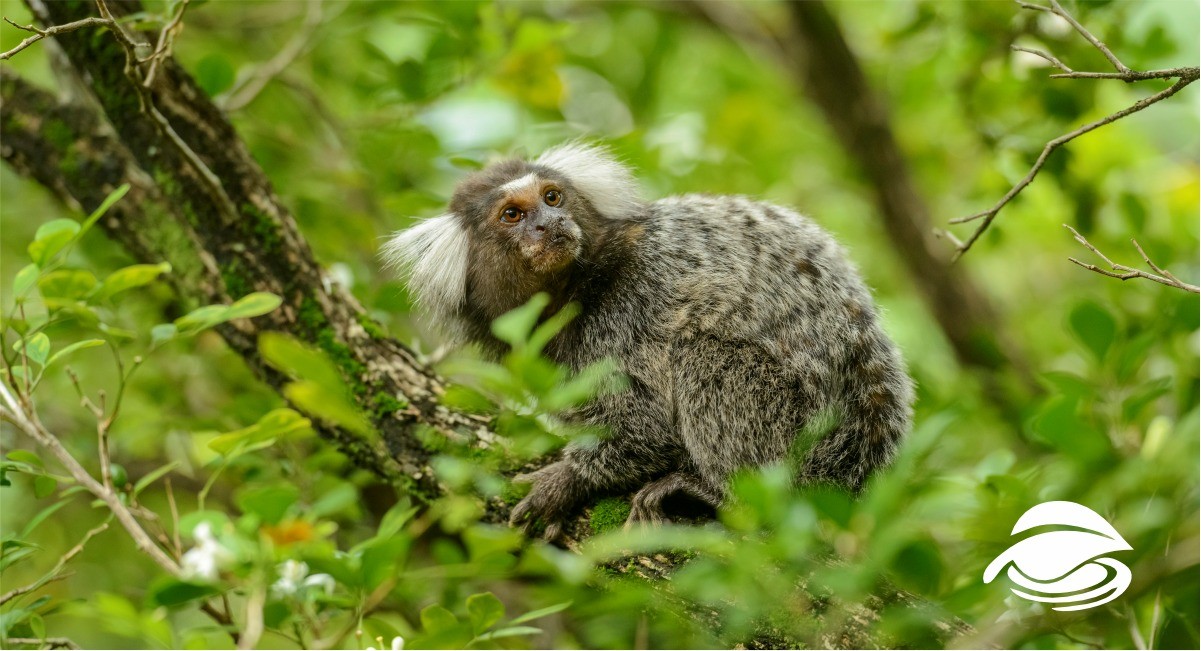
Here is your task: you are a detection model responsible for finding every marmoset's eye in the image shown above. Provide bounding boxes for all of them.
[543,189,562,206]
[500,206,524,224]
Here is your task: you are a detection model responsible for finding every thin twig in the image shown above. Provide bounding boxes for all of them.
[1012,45,1072,73]
[950,74,1197,259]
[949,0,1199,260]
[1049,66,1199,81]
[0,521,109,605]
[0,382,182,574]
[0,15,111,60]
[2,637,80,650]
[165,476,183,556]
[1046,0,1130,73]
[221,0,323,112]
[142,0,191,88]
[1064,225,1199,294]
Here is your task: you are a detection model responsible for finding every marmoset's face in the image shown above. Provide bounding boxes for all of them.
[489,170,584,273]
[453,162,587,276]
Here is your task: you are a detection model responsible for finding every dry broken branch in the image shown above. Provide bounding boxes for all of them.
[950,0,1200,260]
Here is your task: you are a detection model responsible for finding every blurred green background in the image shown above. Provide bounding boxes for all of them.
[1,1,1197,649]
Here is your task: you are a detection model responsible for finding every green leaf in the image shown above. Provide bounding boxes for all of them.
[13,333,51,366]
[284,380,374,437]
[45,339,105,368]
[420,604,460,635]
[1123,377,1173,422]
[175,304,230,333]
[475,626,543,641]
[376,502,420,539]
[1068,301,1117,362]
[440,385,495,414]
[359,537,409,590]
[527,302,579,354]
[21,498,77,539]
[150,323,178,346]
[509,600,571,624]
[236,484,299,524]
[97,263,171,300]
[6,450,42,468]
[79,184,130,236]
[33,475,56,499]
[259,332,344,390]
[133,461,181,495]
[466,592,505,634]
[148,578,222,608]
[196,54,235,96]
[207,408,311,455]
[491,293,550,348]
[223,292,283,321]
[38,269,98,301]
[890,537,943,594]
[28,219,81,266]
[310,483,358,518]
[0,545,38,572]
[12,264,38,302]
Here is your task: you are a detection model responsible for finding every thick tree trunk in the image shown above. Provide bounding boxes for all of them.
[3,0,497,501]
[0,1,969,646]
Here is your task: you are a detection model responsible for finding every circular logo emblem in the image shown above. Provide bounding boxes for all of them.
[983,501,1132,611]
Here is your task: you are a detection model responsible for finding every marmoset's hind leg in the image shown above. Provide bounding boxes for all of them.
[624,471,723,528]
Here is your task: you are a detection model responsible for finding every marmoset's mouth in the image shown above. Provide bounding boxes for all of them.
[523,233,579,273]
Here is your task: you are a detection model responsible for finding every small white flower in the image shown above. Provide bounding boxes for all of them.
[272,560,336,598]
[181,522,232,582]
[303,572,335,595]
[365,635,403,651]
[271,559,309,596]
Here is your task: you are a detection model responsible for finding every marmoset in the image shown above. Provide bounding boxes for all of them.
[384,143,912,540]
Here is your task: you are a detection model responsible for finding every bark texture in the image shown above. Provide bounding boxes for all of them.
[4,0,491,499]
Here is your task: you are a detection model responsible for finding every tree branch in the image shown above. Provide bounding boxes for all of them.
[0,15,112,60]
[1064,225,1199,294]
[2,637,80,650]
[950,0,1200,259]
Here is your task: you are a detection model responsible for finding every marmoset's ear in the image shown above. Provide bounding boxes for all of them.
[534,142,641,220]
[381,213,469,317]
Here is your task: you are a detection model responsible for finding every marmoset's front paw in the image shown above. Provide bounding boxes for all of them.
[509,461,578,542]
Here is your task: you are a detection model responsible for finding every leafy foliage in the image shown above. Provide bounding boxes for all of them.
[1,1,1198,649]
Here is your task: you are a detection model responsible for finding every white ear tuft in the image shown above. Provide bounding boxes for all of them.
[381,214,469,318]
[534,142,641,220]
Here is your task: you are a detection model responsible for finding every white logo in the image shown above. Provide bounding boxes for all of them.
[983,501,1132,611]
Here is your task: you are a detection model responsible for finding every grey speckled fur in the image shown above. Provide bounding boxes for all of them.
[384,145,913,539]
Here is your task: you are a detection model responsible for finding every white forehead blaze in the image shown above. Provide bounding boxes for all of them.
[499,172,540,194]
[534,143,641,220]
[380,213,469,318]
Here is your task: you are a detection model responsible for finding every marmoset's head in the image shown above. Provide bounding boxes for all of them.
[383,143,642,322]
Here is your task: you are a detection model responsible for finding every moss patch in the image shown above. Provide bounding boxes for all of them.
[357,312,387,339]
[241,203,282,255]
[220,259,251,299]
[371,392,407,420]
[590,497,632,534]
